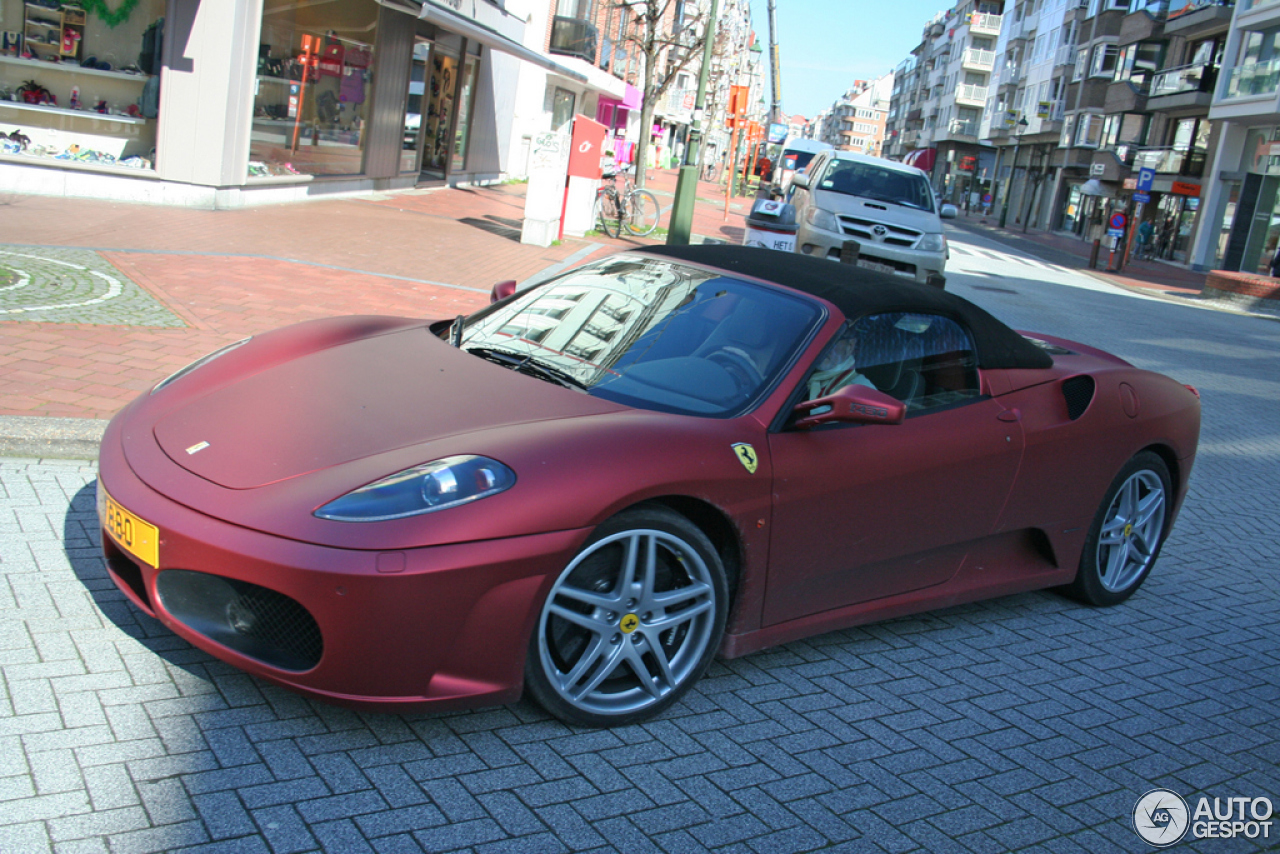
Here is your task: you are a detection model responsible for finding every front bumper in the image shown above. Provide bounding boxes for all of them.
[795,222,945,283]
[96,414,588,713]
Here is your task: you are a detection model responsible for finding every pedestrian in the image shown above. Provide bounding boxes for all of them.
[1137,219,1154,260]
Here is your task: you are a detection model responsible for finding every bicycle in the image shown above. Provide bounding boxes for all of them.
[594,166,661,238]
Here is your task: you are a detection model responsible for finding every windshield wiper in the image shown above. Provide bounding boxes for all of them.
[466,346,588,391]
[449,315,465,348]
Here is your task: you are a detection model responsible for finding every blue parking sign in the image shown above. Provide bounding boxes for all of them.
[1137,167,1156,193]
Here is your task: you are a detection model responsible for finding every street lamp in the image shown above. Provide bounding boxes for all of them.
[667,0,721,246]
[998,116,1029,229]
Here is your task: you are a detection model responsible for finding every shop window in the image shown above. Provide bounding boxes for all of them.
[550,87,576,134]
[451,57,479,173]
[0,0,165,170]
[250,0,379,180]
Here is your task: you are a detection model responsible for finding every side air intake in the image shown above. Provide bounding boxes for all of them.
[1062,375,1095,421]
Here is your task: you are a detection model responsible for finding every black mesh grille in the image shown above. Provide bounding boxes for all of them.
[156,570,324,671]
[1063,375,1095,421]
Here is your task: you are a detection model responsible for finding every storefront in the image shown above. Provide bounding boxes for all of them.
[1,0,165,170]
[1,0,586,207]
[1199,124,1280,274]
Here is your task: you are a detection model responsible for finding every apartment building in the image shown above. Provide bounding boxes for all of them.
[891,2,1005,206]
[817,74,893,157]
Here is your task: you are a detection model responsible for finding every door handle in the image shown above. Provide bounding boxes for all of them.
[997,408,1021,423]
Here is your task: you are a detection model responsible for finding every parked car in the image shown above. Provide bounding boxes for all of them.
[97,245,1200,728]
[791,150,957,286]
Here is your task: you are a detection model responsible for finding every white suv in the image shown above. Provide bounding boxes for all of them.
[790,151,956,286]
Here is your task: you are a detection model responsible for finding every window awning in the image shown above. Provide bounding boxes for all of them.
[381,0,588,83]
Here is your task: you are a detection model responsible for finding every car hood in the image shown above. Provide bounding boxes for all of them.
[814,189,941,232]
[152,326,625,489]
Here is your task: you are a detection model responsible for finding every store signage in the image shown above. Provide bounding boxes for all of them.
[1090,163,1106,176]
[1123,178,1137,190]
[1171,181,1201,197]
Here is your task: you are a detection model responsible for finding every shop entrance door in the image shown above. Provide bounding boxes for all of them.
[421,44,461,180]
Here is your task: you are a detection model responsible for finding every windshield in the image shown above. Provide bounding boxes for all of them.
[815,159,935,211]
[458,256,823,417]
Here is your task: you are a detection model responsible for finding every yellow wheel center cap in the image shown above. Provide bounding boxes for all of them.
[1124,523,1133,539]
[620,613,640,634]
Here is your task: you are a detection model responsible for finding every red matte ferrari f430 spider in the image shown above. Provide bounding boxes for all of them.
[97,245,1200,726]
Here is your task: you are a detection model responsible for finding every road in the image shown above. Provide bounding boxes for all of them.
[2,231,1278,854]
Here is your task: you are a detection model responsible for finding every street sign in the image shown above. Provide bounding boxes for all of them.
[1109,212,1127,231]
[1137,167,1156,193]
[1134,191,1151,203]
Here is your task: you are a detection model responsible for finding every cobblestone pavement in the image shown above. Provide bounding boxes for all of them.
[0,247,182,327]
[2,242,1280,853]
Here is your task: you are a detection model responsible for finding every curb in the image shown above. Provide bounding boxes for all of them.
[0,416,107,461]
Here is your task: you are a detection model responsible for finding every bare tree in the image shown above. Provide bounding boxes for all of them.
[607,0,709,189]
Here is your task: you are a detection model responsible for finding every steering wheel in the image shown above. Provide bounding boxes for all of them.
[707,346,764,392]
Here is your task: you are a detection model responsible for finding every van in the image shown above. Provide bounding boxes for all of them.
[789,150,957,286]
[772,138,834,199]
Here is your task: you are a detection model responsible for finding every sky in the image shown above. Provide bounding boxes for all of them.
[747,0,955,121]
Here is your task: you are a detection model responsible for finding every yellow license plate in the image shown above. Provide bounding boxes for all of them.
[101,487,160,569]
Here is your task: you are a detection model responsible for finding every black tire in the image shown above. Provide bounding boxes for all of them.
[595,190,622,238]
[624,189,661,236]
[525,505,728,727]
[1064,451,1172,606]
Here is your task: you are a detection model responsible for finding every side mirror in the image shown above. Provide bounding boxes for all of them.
[791,172,811,190]
[939,204,959,220]
[490,279,518,303]
[793,384,906,430]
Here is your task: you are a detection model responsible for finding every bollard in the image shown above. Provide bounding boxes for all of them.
[1089,239,1101,269]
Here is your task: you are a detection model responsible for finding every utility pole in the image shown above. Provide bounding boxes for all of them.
[767,0,782,127]
[666,0,720,246]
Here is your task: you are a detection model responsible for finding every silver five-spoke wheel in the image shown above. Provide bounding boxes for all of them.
[525,506,727,727]
[1067,451,1172,606]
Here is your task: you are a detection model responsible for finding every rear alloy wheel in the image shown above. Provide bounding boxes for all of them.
[1066,451,1172,606]
[525,506,727,727]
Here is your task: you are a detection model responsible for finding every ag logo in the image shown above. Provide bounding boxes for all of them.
[732,443,758,474]
[1133,789,1190,847]
[620,614,639,634]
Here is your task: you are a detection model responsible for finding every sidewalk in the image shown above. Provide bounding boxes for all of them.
[944,211,1209,298]
[0,169,760,434]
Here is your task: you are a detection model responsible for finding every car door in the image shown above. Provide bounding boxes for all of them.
[762,311,1026,627]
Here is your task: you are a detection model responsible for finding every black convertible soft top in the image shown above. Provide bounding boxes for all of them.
[636,244,1052,370]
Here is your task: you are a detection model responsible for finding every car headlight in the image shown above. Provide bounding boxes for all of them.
[152,338,251,394]
[806,207,840,232]
[917,233,947,253]
[314,455,516,521]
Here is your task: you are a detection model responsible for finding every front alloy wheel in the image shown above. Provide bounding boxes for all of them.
[525,506,727,727]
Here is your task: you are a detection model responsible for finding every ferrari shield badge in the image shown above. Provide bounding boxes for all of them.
[732,443,759,474]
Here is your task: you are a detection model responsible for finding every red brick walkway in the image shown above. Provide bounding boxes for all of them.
[0,172,761,420]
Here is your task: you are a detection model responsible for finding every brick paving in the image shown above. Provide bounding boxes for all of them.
[1,176,1279,851]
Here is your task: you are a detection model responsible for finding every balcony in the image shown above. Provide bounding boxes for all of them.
[956,84,989,107]
[550,15,598,63]
[1055,44,1077,67]
[1165,0,1234,38]
[1219,58,1280,100]
[1131,145,1207,176]
[970,12,1003,36]
[962,48,997,72]
[1149,60,1217,110]
[948,118,980,138]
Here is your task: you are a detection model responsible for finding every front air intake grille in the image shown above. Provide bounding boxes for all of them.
[156,570,323,671]
[1063,375,1095,421]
